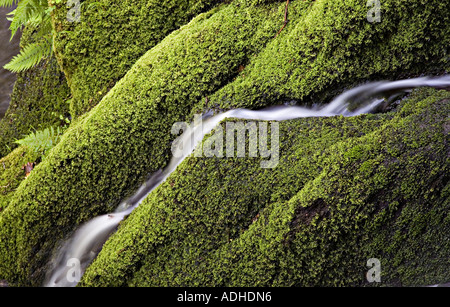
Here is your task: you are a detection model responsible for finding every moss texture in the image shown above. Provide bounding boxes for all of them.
[0,0,448,286]
[0,26,71,158]
[0,0,291,286]
[196,0,450,113]
[0,146,39,213]
[80,88,450,287]
[51,0,224,118]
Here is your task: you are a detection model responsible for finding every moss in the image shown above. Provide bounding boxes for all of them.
[79,112,389,286]
[0,0,448,286]
[195,0,450,112]
[0,146,39,213]
[0,0,294,286]
[80,88,450,287]
[0,26,71,158]
[50,0,225,118]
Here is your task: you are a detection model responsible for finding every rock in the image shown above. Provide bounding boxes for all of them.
[0,0,449,286]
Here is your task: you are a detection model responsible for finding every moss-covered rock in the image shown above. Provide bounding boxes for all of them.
[0,26,71,158]
[0,146,39,213]
[51,0,224,118]
[0,0,291,286]
[0,0,448,286]
[80,88,450,287]
[196,0,450,112]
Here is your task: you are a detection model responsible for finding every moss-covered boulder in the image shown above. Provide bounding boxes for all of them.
[51,0,223,118]
[0,146,39,213]
[0,1,287,286]
[0,0,448,286]
[196,0,450,112]
[0,26,71,158]
[80,88,450,287]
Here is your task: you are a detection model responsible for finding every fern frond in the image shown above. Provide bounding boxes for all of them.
[8,0,47,38]
[0,0,19,7]
[34,12,53,37]
[15,126,62,158]
[8,0,32,38]
[3,38,52,72]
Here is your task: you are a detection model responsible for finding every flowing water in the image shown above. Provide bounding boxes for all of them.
[0,6,20,119]
[44,75,450,287]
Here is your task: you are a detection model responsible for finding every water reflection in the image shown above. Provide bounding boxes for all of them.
[0,5,20,119]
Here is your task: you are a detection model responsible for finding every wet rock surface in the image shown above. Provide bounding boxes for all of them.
[0,5,20,119]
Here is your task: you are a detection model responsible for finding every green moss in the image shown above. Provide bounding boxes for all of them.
[79,113,388,286]
[195,0,450,112]
[0,1,294,286]
[80,88,450,287]
[51,0,225,118]
[238,0,282,6]
[0,0,448,286]
[0,26,71,158]
[0,146,39,213]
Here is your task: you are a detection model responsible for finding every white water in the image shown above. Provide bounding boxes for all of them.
[44,75,450,287]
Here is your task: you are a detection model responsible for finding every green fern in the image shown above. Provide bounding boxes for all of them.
[15,126,63,158]
[2,0,57,72]
[7,0,46,38]
[4,38,52,72]
[0,0,19,7]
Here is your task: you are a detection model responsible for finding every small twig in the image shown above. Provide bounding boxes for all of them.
[275,0,290,38]
[0,183,11,189]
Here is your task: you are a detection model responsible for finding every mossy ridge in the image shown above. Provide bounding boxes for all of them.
[0,26,71,158]
[81,88,450,287]
[50,0,226,118]
[1,0,448,286]
[79,109,388,287]
[0,146,39,213]
[0,146,40,286]
[0,1,294,286]
[197,0,450,112]
[202,89,450,287]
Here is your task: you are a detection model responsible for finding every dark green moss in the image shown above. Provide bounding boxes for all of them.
[0,1,291,286]
[79,111,389,286]
[197,0,450,112]
[80,88,450,287]
[0,0,448,286]
[0,26,71,158]
[0,146,39,213]
[51,0,225,118]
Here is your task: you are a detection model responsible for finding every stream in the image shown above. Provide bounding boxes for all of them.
[44,75,450,287]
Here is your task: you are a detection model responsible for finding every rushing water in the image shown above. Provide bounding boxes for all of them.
[44,75,450,287]
[0,6,20,119]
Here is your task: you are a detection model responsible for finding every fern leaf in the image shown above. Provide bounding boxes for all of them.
[4,0,54,72]
[15,126,63,158]
[8,0,46,38]
[3,38,52,72]
[34,13,53,38]
[0,0,19,7]
[8,0,32,38]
